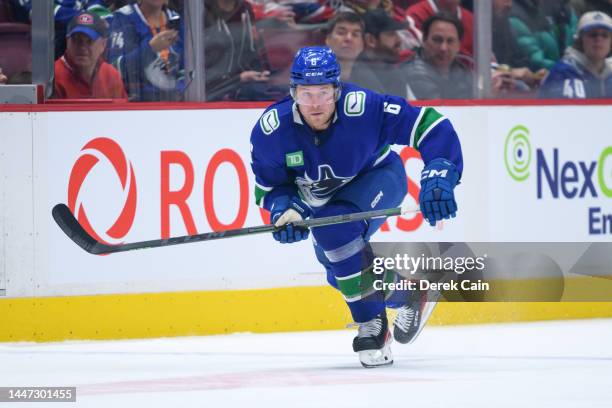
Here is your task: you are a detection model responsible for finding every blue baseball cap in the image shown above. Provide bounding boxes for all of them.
[67,12,108,40]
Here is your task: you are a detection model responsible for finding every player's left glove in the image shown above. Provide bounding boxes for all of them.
[419,158,460,227]
[270,196,311,244]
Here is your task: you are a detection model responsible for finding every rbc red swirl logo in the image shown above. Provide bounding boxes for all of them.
[67,138,137,244]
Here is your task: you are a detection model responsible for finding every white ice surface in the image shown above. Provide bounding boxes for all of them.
[1,319,611,408]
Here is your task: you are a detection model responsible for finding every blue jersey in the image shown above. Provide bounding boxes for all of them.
[540,48,612,99]
[107,4,185,102]
[250,83,463,211]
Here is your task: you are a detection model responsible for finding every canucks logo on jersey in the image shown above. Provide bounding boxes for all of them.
[296,165,354,207]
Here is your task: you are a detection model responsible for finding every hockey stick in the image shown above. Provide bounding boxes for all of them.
[52,203,420,255]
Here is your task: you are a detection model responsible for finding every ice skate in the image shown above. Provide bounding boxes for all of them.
[352,312,393,368]
[393,287,439,344]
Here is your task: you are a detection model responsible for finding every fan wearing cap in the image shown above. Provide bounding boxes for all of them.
[540,11,612,98]
[53,12,127,99]
[350,9,417,98]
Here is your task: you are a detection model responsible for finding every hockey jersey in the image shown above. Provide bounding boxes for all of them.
[107,4,185,102]
[540,47,612,99]
[250,83,463,211]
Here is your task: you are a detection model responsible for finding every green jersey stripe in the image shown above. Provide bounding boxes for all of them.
[254,185,270,207]
[417,116,447,148]
[413,107,444,148]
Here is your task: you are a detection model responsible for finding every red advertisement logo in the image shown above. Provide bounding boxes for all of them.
[67,138,137,244]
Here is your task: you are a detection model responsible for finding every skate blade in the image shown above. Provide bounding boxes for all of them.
[406,300,439,345]
[359,344,393,368]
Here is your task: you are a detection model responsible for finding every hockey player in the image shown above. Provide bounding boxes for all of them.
[250,46,463,367]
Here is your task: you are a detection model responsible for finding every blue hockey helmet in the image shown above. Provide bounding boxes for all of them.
[290,46,341,88]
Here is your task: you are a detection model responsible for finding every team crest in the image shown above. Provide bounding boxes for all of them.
[295,165,354,206]
[260,109,280,135]
[344,91,366,117]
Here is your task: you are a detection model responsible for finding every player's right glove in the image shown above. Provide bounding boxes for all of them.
[419,158,460,226]
[270,196,311,244]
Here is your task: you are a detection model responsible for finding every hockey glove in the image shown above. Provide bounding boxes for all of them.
[270,196,311,244]
[419,158,460,227]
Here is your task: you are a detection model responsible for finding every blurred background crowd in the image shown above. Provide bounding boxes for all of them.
[0,0,610,101]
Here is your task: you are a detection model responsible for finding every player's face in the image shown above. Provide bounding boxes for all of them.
[423,21,460,70]
[66,33,107,72]
[295,84,337,131]
[326,22,364,62]
[581,29,612,63]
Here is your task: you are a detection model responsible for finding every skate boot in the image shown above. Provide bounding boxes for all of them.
[352,311,393,368]
[393,287,439,344]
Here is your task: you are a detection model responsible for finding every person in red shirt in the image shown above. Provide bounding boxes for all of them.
[406,0,473,56]
[53,12,127,99]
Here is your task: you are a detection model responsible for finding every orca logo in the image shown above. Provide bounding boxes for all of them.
[67,138,137,245]
[296,164,354,206]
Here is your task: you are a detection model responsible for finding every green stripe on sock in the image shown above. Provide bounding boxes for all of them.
[413,107,444,147]
[336,266,380,301]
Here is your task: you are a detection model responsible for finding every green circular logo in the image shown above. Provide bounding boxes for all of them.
[505,125,532,182]
[598,146,612,198]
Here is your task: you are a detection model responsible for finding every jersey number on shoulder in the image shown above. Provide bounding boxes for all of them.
[383,102,401,115]
[344,91,366,117]
[260,109,280,135]
[563,79,586,98]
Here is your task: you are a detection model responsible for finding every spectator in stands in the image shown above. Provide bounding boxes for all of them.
[53,12,127,98]
[204,0,276,101]
[540,10,612,98]
[406,0,473,56]
[493,0,546,89]
[350,9,416,97]
[251,0,334,25]
[341,0,394,15]
[0,67,7,84]
[6,0,31,23]
[55,1,114,58]
[324,12,367,81]
[510,0,577,71]
[404,13,472,98]
[342,0,422,53]
[107,0,184,102]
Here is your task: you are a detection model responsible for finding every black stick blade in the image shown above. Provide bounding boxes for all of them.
[52,204,105,254]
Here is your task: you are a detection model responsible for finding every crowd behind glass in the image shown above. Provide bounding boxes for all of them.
[0,0,610,101]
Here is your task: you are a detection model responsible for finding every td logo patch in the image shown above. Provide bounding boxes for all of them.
[286,151,304,167]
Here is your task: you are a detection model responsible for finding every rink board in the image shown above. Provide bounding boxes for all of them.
[1,103,611,341]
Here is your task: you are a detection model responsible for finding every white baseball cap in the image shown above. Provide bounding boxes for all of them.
[577,11,612,33]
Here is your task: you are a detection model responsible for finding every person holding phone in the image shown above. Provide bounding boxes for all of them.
[107,0,185,101]
[204,0,274,101]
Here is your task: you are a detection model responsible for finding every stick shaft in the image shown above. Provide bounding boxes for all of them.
[52,204,416,255]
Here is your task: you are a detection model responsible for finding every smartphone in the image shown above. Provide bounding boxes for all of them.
[167,18,180,31]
